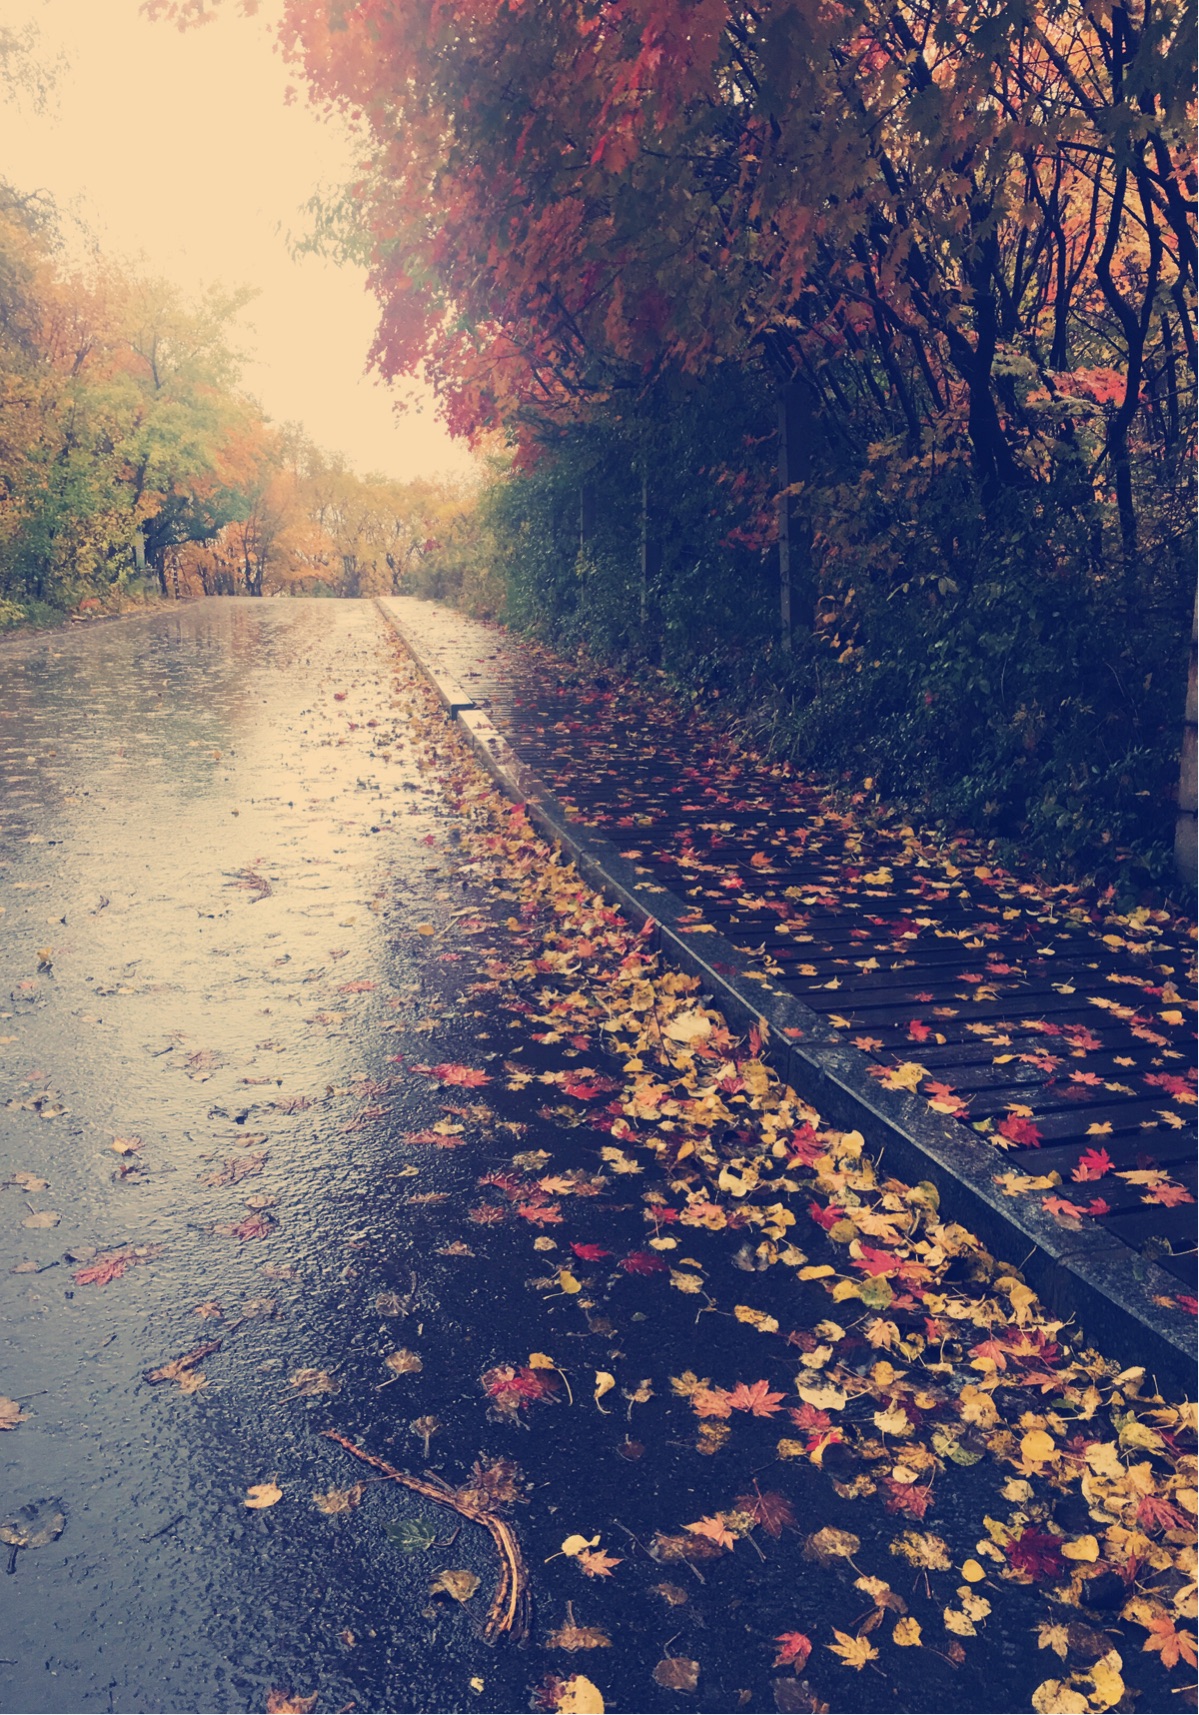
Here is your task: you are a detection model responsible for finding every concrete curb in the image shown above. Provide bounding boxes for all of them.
[377,597,1196,1394]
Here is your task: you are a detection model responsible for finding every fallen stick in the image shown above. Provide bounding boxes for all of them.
[322,1429,530,1644]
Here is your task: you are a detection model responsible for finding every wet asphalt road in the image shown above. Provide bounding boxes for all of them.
[0,598,491,1713]
[0,600,1177,1715]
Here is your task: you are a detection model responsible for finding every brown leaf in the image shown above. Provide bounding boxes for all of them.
[737,1490,796,1538]
[651,1582,689,1606]
[8,1171,49,1192]
[430,1568,480,1603]
[313,1484,365,1516]
[803,1526,860,1565]
[383,1349,422,1376]
[773,1681,830,1714]
[143,1341,222,1386]
[201,1151,267,1188]
[0,1396,28,1430]
[649,1530,725,1563]
[291,1368,339,1396]
[265,1692,318,1713]
[652,1658,699,1692]
[546,1616,612,1651]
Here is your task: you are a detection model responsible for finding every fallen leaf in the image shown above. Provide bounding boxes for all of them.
[826,1630,878,1669]
[8,1172,49,1192]
[245,1483,283,1510]
[556,1675,605,1714]
[685,1515,737,1551]
[313,1485,364,1516]
[890,1532,951,1570]
[804,1526,860,1565]
[652,1657,699,1692]
[545,1612,611,1651]
[383,1349,422,1376]
[144,1341,222,1387]
[291,1368,339,1396]
[773,1632,812,1669]
[383,1517,437,1553]
[430,1568,480,1603]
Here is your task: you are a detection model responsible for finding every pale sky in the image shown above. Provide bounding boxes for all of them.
[0,0,476,484]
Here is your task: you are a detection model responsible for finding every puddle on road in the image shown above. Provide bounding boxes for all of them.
[0,600,482,1713]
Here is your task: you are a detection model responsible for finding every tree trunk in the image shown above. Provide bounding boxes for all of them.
[579,484,595,556]
[778,380,815,654]
[1176,588,1197,886]
[639,453,660,636]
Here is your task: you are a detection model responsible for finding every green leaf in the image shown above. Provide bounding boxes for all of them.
[383,1517,437,1553]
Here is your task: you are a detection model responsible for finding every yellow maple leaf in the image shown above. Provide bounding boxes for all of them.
[826,1629,878,1669]
[881,1062,928,1092]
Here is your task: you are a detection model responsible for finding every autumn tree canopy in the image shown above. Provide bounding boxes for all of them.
[155,0,1194,566]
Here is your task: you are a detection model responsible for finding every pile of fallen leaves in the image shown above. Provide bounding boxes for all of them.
[386,643,1196,1715]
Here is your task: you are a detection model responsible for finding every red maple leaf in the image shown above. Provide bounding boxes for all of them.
[1042,1195,1089,1222]
[788,1124,824,1165]
[516,1202,563,1224]
[736,1491,796,1538]
[619,1250,668,1275]
[773,1632,813,1670]
[727,1379,786,1417]
[1005,1529,1064,1580]
[1145,1073,1196,1102]
[789,1402,832,1432]
[1144,1181,1194,1207]
[881,1476,933,1519]
[562,1077,612,1101]
[571,1242,611,1261]
[73,1253,130,1286]
[478,1171,526,1200]
[969,1338,1008,1370]
[1071,1147,1113,1182]
[924,1081,967,1115]
[907,1019,933,1042]
[1136,1494,1189,1532]
[690,1386,735,1418]
[854,1245,899,1277]
[997,1115,1043,1148]
[223,1213,274,1241]
[416,1063,491,1087]
[576,1547,622,1578]
[807,1201,844,1231]
[481,1365,558,1411]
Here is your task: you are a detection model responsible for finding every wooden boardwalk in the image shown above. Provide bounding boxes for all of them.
[385,600,1198,1296]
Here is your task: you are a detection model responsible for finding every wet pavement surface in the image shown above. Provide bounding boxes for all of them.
[0,600,1186,1715]
[0,599,488,1713]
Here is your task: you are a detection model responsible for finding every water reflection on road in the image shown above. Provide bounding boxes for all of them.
[0,599,463,1713]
